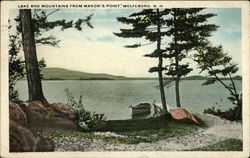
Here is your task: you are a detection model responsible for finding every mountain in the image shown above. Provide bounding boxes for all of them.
[41,68,242,81]
[41,68,128,80]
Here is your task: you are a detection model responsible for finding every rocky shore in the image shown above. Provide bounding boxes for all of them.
[52,113,242,151]
[9,101,81,152]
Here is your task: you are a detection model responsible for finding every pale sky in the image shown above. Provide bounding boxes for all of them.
[10,8,242,77]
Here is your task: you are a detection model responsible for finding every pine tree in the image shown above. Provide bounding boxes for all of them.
[165,8,218,107]
[15,9,93,47]
[8,28,46,102]
[114,9,170,114]
[15,9,93,104]
[19,9,47,104]
[194,43,241,120]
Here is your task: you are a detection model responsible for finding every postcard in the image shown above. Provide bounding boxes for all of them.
[1,1,249,158]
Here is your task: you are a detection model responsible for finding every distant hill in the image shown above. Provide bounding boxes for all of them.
[182,75,242,80]
[232,76,242,80]
[182,75,208,80]
[42,68,128,80]
[41,68,242,81]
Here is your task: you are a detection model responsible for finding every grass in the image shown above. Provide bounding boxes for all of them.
[41,116,243,151]
[42,115,201,144]
[189,139,243,151]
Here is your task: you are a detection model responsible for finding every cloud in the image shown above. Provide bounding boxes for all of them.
[11,8,242,77]
[37,39,159,77]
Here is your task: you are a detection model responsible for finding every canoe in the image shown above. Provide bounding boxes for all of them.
[170,108,200,125]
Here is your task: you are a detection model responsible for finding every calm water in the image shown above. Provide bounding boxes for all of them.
[15,80,241,120]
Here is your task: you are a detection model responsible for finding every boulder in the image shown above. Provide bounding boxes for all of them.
[28,116,81,132]
[9,120,54,152]
[9,101,27,125]
[22,101,48,121]
[9,101,82,152]
[21,101,81,132]
[170,108,201,125]
[50,103,76,120]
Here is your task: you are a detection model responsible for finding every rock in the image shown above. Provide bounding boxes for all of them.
[9,120,54,152]
[23,101,48,121]
[28,117,81,132]
[9,101,27,125]
[21,101,81,132]
[50,103,76,120]
[170,108,201,125]
[9,101,82,152]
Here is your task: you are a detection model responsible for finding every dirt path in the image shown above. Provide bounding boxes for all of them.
[53,114,242,151]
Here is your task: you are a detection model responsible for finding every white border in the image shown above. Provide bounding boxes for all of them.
[1,1,249,158]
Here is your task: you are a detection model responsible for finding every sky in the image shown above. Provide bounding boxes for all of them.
[10,8,242,77]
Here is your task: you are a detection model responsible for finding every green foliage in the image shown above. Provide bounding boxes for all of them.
[42,115,200,144]
[144,49,168,58]
[114,9,169,69]
[189,139,242,151]
[203,106,241,121]
[194,44,240,109]
[163,8,218,107]
[9,33,25,103]
[15,9,93,47]
[115,8,218,108]
[124,43,141,48]
[148,66,168,73]
[98,115,200,144]
[38,58,46,79]
[9,9,93,102]
[164,8,218,87]
[8,32,47,102]
[114,9,170,113]
[195,44,237,74]
[194,43,242,120]
[64,88,106,130]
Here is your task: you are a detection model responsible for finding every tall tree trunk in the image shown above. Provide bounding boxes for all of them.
[175,75,181,107]
[156,9,168,114]
[20,9,48,105]
[235,94,242,120]
[174,10,181,107]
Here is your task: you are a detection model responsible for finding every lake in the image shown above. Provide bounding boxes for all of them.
[15,80,242,120]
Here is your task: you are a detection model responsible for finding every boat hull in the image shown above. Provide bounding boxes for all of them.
[170,108,200,125]
[130,107,151,115]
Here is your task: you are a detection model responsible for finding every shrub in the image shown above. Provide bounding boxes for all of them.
[203,106,239,121]
[64,88,106,130]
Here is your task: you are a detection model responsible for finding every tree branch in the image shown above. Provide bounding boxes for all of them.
[46,9,60,18]
[210,67,236,96]
[228,71,238,95]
